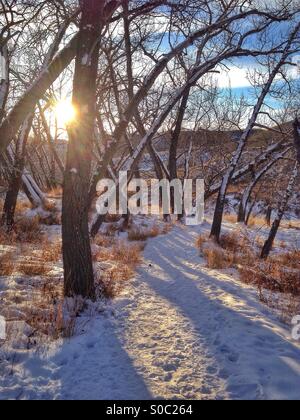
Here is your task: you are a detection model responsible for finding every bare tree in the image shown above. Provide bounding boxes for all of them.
[294,118,300,164]
[62,0,122,299]
[210,23,300,242]
[261,162,298,259]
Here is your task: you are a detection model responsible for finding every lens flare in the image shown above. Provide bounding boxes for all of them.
[54,100,76,126]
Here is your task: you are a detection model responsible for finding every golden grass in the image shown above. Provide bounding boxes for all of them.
[247,216,268,227]
[18,258,52,276]
[203,246,229,269]
[47,186,63,198]
[14,216,43,243]
[223,214,238,224]
[39,241,62,263]
[96,241,143,267]
[198,231,300,301]
[128,225,161,241]
[15,200,32,216]
[100,265,135,299]
[0,252,15,276]
[0,227,14,244]
[95,240,144,298]
[198,232,256,270]
[21,277,68,339]
[239,250,300,296]
[43,200,57,212]
[105,214,122,223]
[93,234,114,248]
[0,274,68,340]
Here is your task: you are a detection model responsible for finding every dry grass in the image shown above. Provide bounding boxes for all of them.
[128,222,172,241]
[239,250,300,296]
[198,230,300,322]
[203,245,229,269]
[197,232,256,270]
[15,200,32,216]
[195,235,207,250]
[99,265,135,299]
[96,241,143,267]
[18,258,52,276]
[128,225,161,241]
[0,214,43,245]
[95,240,144,298]
[0,275,69,341]
[14,216,43,243]
[0,227,14,244]
[105,214,122,223]
[39,241,62,263]
[93,234,114,248]
[47,186,63,198]
[0,252,15,276]
[247,216,268,227]
[43,200,57,212]
[223,214,269,228]
[285,221,300,230]
[223,214,238,224]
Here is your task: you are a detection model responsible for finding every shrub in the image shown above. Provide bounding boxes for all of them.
[40,241,62,263]
[128,225,160,241]
[93,234,114,248]
[223,214,238,224]
[18,259,52,276]
[96,241,143,267]
[198,231,256,270]
[247,216,268,227]
[0,252,14,276]
[203,245,229,269]
[14,216,43,243]
[99,265,134,299]
[15,200,32,216]
[47,186,63,198]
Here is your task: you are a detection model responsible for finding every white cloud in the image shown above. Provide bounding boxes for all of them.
[213,66,252,89]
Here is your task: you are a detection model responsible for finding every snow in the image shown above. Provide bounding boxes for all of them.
[1,223,300,400]
[81,54,90,66]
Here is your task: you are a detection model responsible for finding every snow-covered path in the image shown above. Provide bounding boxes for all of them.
[1,224,300,400]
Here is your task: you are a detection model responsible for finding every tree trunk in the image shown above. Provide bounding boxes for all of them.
[0,43,9,124]
[265,206,272,226]
[237,150,288,223]
[210,27,299,242]
[293,118,300,164]
[169,90,190,217]
[261,163,298,259]
[1,115,34,227]
[1,158,24,229]
[62,1,104,299]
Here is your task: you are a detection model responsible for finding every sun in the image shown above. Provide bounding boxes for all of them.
[54,100,76,126]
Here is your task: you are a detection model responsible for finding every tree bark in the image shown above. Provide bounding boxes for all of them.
[62,1,104,299]
[0,43,9,124]
[261,163,298,259]
[169,89,190,217]
[210,24,299,242]
[293,118,300,164]
[237,149,289,223]
[1,115,33,228]
[265,205,273,227]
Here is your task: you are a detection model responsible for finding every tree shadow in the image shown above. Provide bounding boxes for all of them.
[1,316,153,400]
[137,225,300,400]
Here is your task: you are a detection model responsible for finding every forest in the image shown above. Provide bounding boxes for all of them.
[0,0,300,402]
